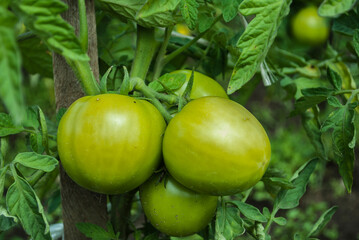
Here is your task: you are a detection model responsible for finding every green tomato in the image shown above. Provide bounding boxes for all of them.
[291,6,329,45]
[139,173,218,237]
[171,70,228,99]
[57,94,166,194]
[163,97,271,196]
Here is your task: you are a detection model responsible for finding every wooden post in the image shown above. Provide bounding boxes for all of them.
[52,0,107,239]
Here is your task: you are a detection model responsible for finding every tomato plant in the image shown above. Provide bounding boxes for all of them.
[1,0,358,239]
[139,173,218,237]
[57,94,166,194]
[171,70,228,99]
[291,6,329,45]
[163,97,271,196]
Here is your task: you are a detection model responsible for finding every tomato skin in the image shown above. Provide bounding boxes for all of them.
[139,173,218,237]
[171,70,228,99]
[163,97,271,196]
[291,6,329,45]
[57,94,166,194]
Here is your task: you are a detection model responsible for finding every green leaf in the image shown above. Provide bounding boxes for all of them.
[6,173,51,240]
[29,132,45,154]
[327,67,342,90]
[301,87,334,97]
[0,165,8,197]
[215,203,245,240]
[180,0,198,30]
[0,7,26,125]
[273,217,287,226]
[307,206,337,238]
[228,0,291,94]
[353,29,359,57]
[275,158,318,210]
[13,152,58,172]
[197,6,215,33]
[119,66,131,95]
[229,201,267,222]
[56,108,67,126]
[321,104,356,192]
[0,205,18,231]
[149,73,186,92]
[98,0,146,19]
[302,112,327,160]
[18,35,53,78]
[37,107,49,154]
[171,234,203,240]
[214,0,242,22]
[182,69,194,99]
[136,0,182,28]
[23,106,40,130]
[100,66,113,94]
[281,77,322,100]
[318,0,356,17]
[267,177,295,189]
[11,0,89,61]
[327,96,342,108]
[262,207,270,219]
[0,113,24,137]
[332,10,359,35]
[76,222,117,239]
[291,88,334,116]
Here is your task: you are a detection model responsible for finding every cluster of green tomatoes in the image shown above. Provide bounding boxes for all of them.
[57,70,271,237]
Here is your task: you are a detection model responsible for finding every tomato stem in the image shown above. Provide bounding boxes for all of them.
[130,26,157,80]
[78,0,88,52]
[66,58,100,95]
[152,26,174,81]
[133,78,173,123]
[161,14,222,67]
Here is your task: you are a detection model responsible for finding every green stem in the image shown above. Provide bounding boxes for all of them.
[130,26,157,80]
[133,78,173,123]
[334,89,356,96]
[162,14,222,66]
[345,89,359,104]
[241,187,253,203]
[1,137,9,168]
[66,58,100,95]
[152,26,174,81]
[23,129,57,140]
[78,0,88,52]
[264,207,278,233]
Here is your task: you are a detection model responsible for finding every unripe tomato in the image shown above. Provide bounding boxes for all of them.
[175,23,192,36]
[291,6,329,45]
[57,94,166,194]
[163,97,271,196]
[139,173,218,237]
[170,70,228,99]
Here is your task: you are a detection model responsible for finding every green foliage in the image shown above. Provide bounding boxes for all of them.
[318,0,356,17]
[11,0,88,61]
[180,0,199,30]
[228,0,292,94]
[76,222,119,240]
[6,168,51,240]
[0,6,26,125]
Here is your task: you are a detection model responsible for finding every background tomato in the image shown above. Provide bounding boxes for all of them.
[291,6,329,45]
[163,97,271,196]
[57,94,166,194]
[171,70,228,99]
[139,173,218,237]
